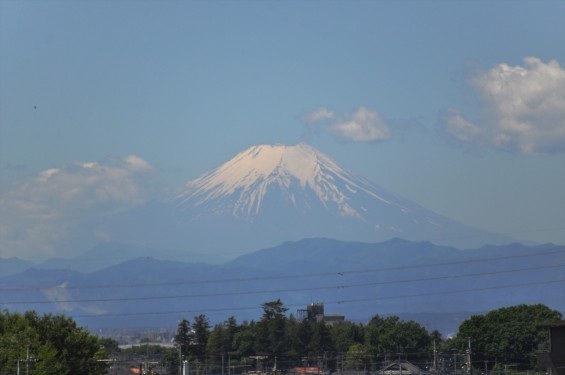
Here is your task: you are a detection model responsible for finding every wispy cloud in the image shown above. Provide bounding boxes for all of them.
[304,107,335,122]
[0,156,155,260]
[303,106,390,143]
[330,107,390,142]
[441,109,481,142]
[441,57,565,155]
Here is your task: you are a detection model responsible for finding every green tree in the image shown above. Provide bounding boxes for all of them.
[207,324,226,356]
[0,310,108,375]
[161,346,182,375]
[454,304,561,369]
[0,311,37,374]
[225,316,239,350]
[308,322,335,372]
[308,322,333,354]
[207,319,237,372]
[232,321,256,358]
[365,315,430,362]
[175,319,192,357]
[330,322,362,355]
[261,299,288,320]
[34,342,67,375]
[192,314,211,362]
[286,317,312,364]
[345,343,368,371]
[430,329,443,348]
[98,337,120,355]
[255,299,289,369]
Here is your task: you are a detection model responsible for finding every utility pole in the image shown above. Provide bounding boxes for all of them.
[178,345,183,375]
[441,356,445,375]
[26,346,30,375]
[273,356,277,373]
[433,340,438,373]
[465,339,471,375]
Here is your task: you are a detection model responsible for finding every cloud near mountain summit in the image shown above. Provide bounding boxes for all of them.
[304,106,390,142]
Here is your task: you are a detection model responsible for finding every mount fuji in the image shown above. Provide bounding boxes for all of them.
[104,144,512,262]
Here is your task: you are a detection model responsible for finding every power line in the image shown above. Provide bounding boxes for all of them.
[7,263,564,305]
[332,278,565,304]
[2,248,563,293]
[69,277,565,319]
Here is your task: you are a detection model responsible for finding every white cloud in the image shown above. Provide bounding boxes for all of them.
[304,107,335,122]
[38,168,60,182]
[125,155,154,171]
[0,156,155,260]
[330,107,390,142]
[303,106,390,142]
[442,57,565,155]
[441,108,482,143]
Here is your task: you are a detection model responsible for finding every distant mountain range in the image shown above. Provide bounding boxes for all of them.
[82,144,516,263]
[1,238,563,335]
[2,145,562,334]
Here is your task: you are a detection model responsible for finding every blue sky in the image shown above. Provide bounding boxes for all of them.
[1,1,564,260]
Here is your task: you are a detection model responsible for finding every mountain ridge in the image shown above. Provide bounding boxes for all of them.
[161,143,515,255]
[93,144,515,264]
[13,143,519,265]
[1,238,563,333]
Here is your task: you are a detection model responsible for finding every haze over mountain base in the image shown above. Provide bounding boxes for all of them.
[1,238,563,335]
[2,145,559,335]
[88,144,515,263]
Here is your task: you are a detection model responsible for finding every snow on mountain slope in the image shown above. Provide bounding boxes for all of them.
[169,144,512,252]
[175,144,392,218]
[100,143,514,261]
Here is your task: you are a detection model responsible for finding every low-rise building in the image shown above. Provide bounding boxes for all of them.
[297,303,345,325]
[537,321,565,375]
[378,361,422,375]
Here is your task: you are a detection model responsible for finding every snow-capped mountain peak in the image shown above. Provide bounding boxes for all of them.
[175,143,388,217]
[105,143,513,258]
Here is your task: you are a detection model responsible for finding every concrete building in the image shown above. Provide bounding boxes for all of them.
[537,321,565,375]
[297,303,345,325]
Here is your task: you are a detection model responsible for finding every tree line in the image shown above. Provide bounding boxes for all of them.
[0,302,561,375]
[169,301,561,374]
